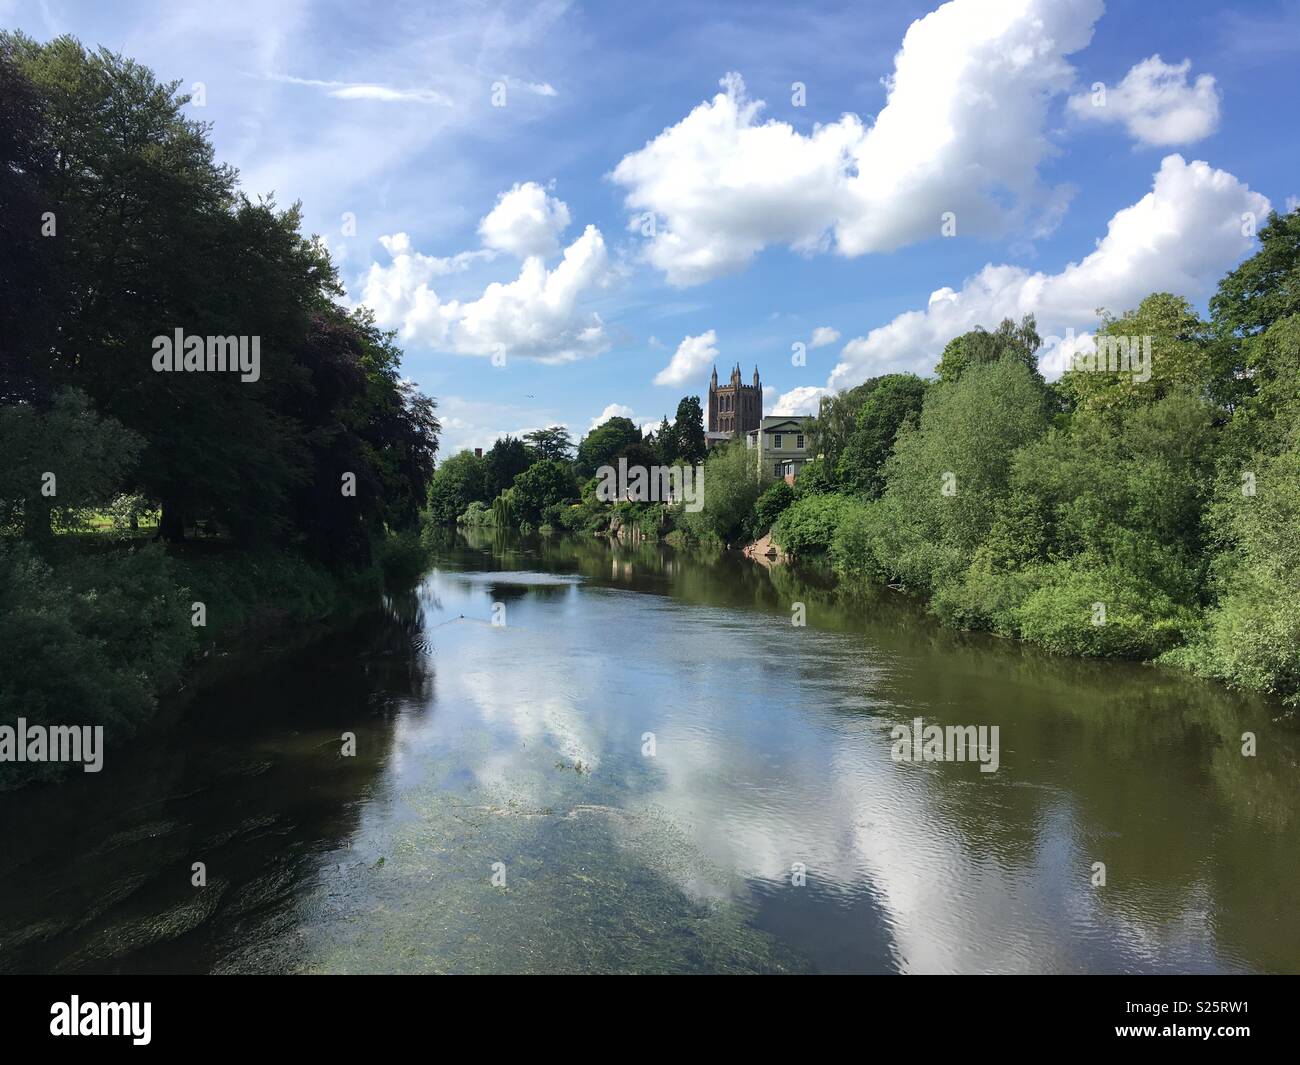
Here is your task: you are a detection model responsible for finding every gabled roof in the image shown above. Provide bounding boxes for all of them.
[758,417,811,433]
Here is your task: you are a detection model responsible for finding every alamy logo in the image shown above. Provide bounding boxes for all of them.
[595,459,705,512]
[0,718,103,772]
[890,717,1000,773]
[50,997,151,1045]
[152,328,261,382]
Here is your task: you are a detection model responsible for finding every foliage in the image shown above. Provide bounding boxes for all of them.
[459,500,494,526]
[427,450,487,526]
[670,396,706,464]
[511,459,576,523]
[676,443,762,546]
[523,425,575,462]
[770,494,854,558]
[836,374,928,495]
[934,314,1041,384]
[749,480,796,537]
[576,416,642,478]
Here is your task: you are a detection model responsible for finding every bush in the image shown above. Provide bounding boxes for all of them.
[0,541,194,789]
[1011,559,1195,659]
[749,480,795,538]
[829,499,886,580]
[459,500,493,526]
[771,493,854,558]
[375,529,430,585]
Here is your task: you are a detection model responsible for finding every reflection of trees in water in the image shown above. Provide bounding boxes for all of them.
[0,580,438,974]
[446,528,1300,972]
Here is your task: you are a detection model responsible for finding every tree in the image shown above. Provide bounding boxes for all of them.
[512,459,576,522]
[482,436,533,501]
[654,416,675,463]
[428,450,487,525]
[934,314,1041,384]
[523,425,575,462]
[0,34,439,561]
[867,356,1052,591]
[672,396,706,464]
[1055,295,1211,414]
[0,40,57,404]
[837,374,928,495]
[749,480,795,537]
[576,417,641,477]
[678,442,763,545]
[0,389,143,541]
[807,381,877,482]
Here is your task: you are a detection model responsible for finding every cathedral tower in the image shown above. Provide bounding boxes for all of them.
[707,363,762,439]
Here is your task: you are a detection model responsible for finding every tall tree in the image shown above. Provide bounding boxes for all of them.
[482,436,533,500]
[934,314,1041,384]
[523,425,575,462]
[576,417,642,477]
[672,396,706,464]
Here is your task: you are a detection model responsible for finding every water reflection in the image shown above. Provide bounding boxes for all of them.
[2,530,1296,973]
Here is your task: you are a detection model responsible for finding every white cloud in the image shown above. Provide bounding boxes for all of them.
[434,395,570,455]
[809,326,840,349]
[361,224,611,363]
[1068,55,1220,146]
[589,403,635,431]
[611,0,1104,285]
[478,181,571,258]
[770,386,827,416]
[828,155,1270,390]
[262,72,452,106]
[654,330,720,387]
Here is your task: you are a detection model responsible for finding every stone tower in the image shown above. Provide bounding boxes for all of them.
[707,363,762,439]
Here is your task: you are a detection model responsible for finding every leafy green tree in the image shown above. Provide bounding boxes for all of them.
[0,40,57,405]
[771,494,855,558]
[0,389,143,541]
[677,442,762,545]
[512,459,576,523]
[1056,295,1211,414]
[867,357,1051,591]
[807,381,876,482]
[749,480,795,537]
[654,416,675,463]
[837,374,928,495]
[1169,450,1300,703]
[428,450,487,526]
[576,417,641,477]
[523,425,575,462]
[483,436,533,501]
[934,314,1041,384]
[672,396,706,464]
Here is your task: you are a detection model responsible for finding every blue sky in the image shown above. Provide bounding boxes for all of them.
[7,0,1299,453]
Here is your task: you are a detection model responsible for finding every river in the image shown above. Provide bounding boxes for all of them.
[2,529,1296,974]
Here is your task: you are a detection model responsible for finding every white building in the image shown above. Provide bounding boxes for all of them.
[746,416,813,483]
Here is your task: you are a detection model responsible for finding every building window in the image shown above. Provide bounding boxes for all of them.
[774,433,783,449]
[773,462,782,477]
[796,434,805,449]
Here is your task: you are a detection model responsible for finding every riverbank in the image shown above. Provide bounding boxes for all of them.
[0,533,426,791]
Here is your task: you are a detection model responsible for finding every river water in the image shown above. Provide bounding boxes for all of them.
[2,530,1297,974]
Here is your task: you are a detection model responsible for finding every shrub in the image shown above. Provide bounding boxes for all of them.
[771,493,853,558]
[749,480,795,538]
[1012,559,1195,659]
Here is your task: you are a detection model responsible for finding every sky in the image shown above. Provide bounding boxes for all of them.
[6,0,1299,455]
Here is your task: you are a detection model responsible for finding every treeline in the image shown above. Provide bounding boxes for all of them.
[756,216,1300,707]
[427,395,708,537]
[0,34,439,783]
